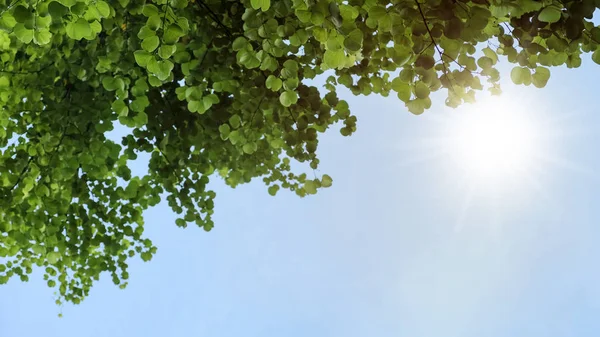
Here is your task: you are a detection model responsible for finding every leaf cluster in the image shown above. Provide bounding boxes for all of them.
[0,0,598,304]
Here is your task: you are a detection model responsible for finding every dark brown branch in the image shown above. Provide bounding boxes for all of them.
[287,108,298,124]
[418,41,435,56]
[249,95,266,125]
[415,1,452,85]
[196,0,232,37]
[198,37,215,69]
[452,0,470,17]
[501,22,523,48]
[9,156,34,193]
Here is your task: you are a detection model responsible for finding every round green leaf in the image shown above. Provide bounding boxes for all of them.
[510,66,531,85]
[279,90,298,107]
[142,36,160,52]
[321,174,333,188]
[343,29,363,53]
[414,82,430,99]
[538,5,562,23]
[266,75,283,91]
[96,1,111,18]
[592,49,600,65]
[532,66,551,88]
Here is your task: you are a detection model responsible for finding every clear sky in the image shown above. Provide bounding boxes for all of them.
[2,59,600,337]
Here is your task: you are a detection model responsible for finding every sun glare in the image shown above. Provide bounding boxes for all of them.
[393,89,584,230]
[443,95,540,182]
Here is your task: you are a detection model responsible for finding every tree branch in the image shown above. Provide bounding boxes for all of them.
[9,156,34,193]
[249,95,265,125]
[0,62,52,75]
[501,22,523,48]
[415,0,452,85]
[196,0,232,37]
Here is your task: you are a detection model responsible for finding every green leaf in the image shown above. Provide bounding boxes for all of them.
[158,44,177,59]
[0,76,9,88]
[590,27,600,43]
[188,96,217,114]
[510,66,531,85]
[532,66,551,88]
[232,37,248,51]
[96,1,111,17]
[368,6,387,20]
[163,24,184,44]
[538,5,562,23]
[142,4,160,17]
[242,142,257,154]
[57,0,77,6]
[321,174,333,188]
[102,77,124,91]
[482,47,498,64]
[47,251,61,264]
[268,184,279,196]
[36,15,52,29]
[392,77,411,102]
[13,5,33,23]
[134,50,153,67]
[250,0,270,11]
[148,59,173,80]
[406,98,430,115]
[323,49,346,69]
[32,245,46,255]
[66,18,91,40]
[13,24,33,43]
[279,90,298,107]
[146,14,162,31]
[0,12,16,29]
[477,56,493,69]
[112,99,129,116]
[33,29,52,45]
[266,75,283,91]
[592,49,600,65]
[343,29,363,53]
[415,55,435,69]
[339,5,359,21]
[142,36,160,52]
[304,180,317,194]
[48,1,69,18]
[170,0,189,9]
[229,114,242,129]
[218,124,230,140]
[137,25,156,39]
[414,82,430,99]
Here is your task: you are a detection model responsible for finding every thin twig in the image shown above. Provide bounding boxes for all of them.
[196,0,232,37]
[501,22,523,47]
[198,37,214,69]
[287,108,297,124]
[452,0,470,17]
[415,0,452,86]
[0,62,52,75]
[9,156,34,193]
[0,0,20,16]
[249,95,265,125]
[418,41,435,56]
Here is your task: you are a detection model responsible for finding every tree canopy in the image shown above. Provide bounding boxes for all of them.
[0,0,598,304]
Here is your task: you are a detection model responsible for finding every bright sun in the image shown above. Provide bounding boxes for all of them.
[393,89,576,230]
[443,95,541,182]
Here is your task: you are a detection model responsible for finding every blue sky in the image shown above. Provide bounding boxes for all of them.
[2,59,600,336]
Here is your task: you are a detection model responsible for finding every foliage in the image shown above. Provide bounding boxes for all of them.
[0,0,598,304]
